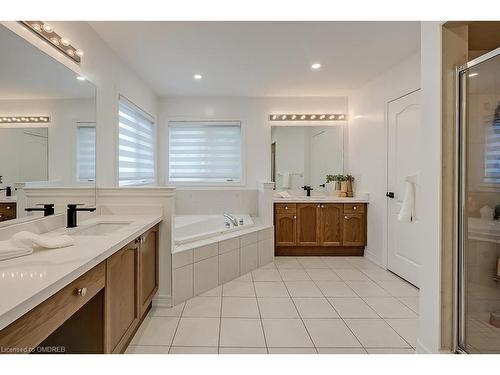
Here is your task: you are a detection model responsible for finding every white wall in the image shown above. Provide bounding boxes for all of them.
[348,53,420,266]
[1,21,159,187]
[158,96,348,189]
[417,21,442,354]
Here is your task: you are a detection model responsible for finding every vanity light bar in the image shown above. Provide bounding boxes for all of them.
[19,21,83,64]
[269,114,346,121]
[0,116,50,124]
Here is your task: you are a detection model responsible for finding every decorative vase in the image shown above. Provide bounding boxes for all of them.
[335,181,341,191]
[340,181,348,192]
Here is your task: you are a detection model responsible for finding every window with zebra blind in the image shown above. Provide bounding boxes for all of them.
[76,124,96,183]
[168,121,242,183]
[118,96,155,186]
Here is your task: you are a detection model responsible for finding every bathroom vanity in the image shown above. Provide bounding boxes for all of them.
[274,199,368,256]
[0,216,161,354]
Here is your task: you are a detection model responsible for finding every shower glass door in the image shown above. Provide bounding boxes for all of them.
[458,47,500,353]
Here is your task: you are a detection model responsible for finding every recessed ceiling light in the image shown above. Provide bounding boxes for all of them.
[311,63,321,70]
[76,76,86,81]
[193,74,202,80]
[468,72,479,77]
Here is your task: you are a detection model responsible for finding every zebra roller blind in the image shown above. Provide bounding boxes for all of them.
[76,124,96,183]
[168,121,242,183]
[118,96,155,186]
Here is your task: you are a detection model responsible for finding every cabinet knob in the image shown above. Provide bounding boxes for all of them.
[321,205,324,208]
[6,206,11,210]
[317,205,320,208]
[293,215,296,219]
[353,206,357,210]
[344,216,348,219]
[285,206,288,210]
[76,287,87,297]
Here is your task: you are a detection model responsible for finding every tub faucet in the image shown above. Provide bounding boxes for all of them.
[224,213,238,226]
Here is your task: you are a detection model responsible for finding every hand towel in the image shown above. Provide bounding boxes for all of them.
[278,190,292,198]
[281,172,291,189]
[0,240,33,261]
[398,179,415,223]
[10,231,75,249]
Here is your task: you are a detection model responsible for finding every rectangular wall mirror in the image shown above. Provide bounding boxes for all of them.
[0,24,97,224]
[271,125,344,191]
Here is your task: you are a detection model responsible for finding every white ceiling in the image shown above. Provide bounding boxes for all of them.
[0,25,95,100]
[90,21,420,97]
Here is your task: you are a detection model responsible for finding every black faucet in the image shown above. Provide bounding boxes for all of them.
[0,186,12,197]
[25,204,55,217]
[302,185,313,197]
[66,204,96,228]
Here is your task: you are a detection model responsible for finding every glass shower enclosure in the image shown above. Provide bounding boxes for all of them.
[457,47,500,353]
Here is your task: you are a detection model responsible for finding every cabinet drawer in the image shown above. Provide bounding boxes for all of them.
[344,203,365,213]
[0,262,105,352]
[0,203,16,221]
[275,203,296,214]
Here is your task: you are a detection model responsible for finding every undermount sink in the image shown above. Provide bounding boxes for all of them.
[73,222,132,236]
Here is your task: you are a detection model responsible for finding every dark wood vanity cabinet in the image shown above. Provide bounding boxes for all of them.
[274,202,366,256]
[0,224,159,354]
[138,226,159,316]
[105,241,140,353]
[0,202,16,222]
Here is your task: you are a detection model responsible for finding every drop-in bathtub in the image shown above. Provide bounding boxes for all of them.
[174,214,254,245]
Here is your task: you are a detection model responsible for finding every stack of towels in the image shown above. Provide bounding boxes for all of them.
[0,231,75,262]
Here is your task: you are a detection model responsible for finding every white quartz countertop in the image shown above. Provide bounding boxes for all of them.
[0,197,16,203]
[273,196,369,203]
[0,214,162,330]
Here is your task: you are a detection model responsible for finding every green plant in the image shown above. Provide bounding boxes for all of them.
[325,174,347,183]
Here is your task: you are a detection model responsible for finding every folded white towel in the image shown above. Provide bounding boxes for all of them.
[277,190,292,198]
[398,180,416,223]
[11,231,75,249]
[0,241,34,261]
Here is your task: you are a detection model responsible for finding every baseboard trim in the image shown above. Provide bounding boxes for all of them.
[364,249,385,268]
[153,294,172,308]
[416,339,434,354]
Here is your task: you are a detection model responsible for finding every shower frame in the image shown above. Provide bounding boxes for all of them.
[454,46,500,354]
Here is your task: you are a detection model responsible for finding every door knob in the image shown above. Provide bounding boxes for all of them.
[386,192,395,198]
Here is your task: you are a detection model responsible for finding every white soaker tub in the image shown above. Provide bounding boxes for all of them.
[174,214,254,246]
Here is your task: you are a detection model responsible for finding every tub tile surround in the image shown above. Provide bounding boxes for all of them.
[172,227,274,304]
[128,256,419,354]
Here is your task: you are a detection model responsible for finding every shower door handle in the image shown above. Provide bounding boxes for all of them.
[386,192,395,199]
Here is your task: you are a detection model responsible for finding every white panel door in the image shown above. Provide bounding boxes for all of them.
[387,90,421,287]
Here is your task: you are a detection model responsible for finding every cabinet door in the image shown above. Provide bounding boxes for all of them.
[342,213,366,246]
[275,213,296,246]
[105,241,139,353]
[296,204,320,246]
[319,204,343,246]
[139,227,159,316]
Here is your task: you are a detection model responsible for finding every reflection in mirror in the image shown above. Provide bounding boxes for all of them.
[0,24,96,224]
[271,126,344,191]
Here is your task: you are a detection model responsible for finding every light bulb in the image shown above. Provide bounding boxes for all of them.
[291,115,297,120]
[75,49,84,57]
[193,74,202,80]
[281,115,287,120]
[60,38,70,46]
[320,115,325,120]
[67,49,75,56]
[50,37,59,45]
[32,23,42,31]
[311,63,321,70]
[300,115,306,120]
[271,115,277,120]
[329,115,335,120]
[310,115,316,120]
[42,23,53,33]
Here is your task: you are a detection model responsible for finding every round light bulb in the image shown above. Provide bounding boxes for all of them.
[271,115,277,120]
[300,115,306,120]
[281,115,287,120]
[42,23,53,33]
[60,38,70,46]
[67,49,75,56]
[32,23,42,31]
[291,115,297,120]
[75,49,84,57]
[310,115,316,120]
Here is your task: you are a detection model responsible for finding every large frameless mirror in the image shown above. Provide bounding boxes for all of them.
[0,24,97,224]
[271,125,344,191]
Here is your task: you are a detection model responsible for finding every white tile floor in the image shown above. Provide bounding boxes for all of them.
[127,256,419,354]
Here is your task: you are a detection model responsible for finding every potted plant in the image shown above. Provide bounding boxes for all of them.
[326,174,346,191]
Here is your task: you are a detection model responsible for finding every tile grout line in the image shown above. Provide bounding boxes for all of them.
[329,258,415,350]
[303,258,365,351]
[280,261,319,354]
[250,266,270,354]
[168,301,188,354]
[217,283,224,353]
